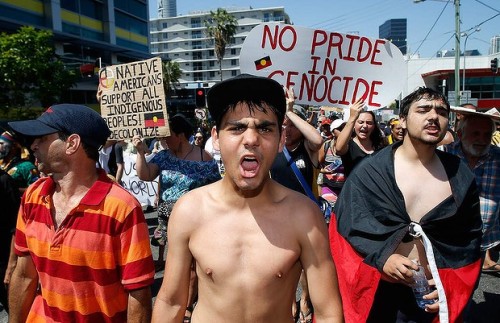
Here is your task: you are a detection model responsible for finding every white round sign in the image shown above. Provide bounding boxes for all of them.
[240,23,406,110]
[195,108,207,120]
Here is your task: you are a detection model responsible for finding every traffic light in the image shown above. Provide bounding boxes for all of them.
[491,58,498,73]
[195,88,206,107]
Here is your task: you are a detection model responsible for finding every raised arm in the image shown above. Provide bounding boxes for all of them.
[335,99,365,156]
[133,136,160,181]
[285,87,323,166]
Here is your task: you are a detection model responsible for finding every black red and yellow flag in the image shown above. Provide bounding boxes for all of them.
[144,112,166,127]
[254,56,272,70]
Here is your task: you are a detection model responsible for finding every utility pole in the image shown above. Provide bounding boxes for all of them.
[454,0,461,107]
[414,0,461,106]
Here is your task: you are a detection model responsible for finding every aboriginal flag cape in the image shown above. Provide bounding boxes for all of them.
[329,142,482,323]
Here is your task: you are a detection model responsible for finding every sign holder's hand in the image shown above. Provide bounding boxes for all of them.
[285,86,295,112]
[348,98,366,121]
[96,84,103,103]
[132,135,147,155]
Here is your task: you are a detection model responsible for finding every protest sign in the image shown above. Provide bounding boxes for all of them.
[99,57,170,139]
[240,23,406,110]
[121,152,158,208]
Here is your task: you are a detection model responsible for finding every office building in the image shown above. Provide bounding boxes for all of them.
[379,19,407,55]
[0,0,151,105]
[158,0,177,18]
[490,35,500,54]
[150,6,290,87]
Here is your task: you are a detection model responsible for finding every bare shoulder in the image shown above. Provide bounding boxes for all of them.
[272,181,324,226]
[180,181,218,204]
[168,182,218,226]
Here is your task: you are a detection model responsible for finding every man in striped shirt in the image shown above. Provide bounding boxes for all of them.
[7,104,155,322]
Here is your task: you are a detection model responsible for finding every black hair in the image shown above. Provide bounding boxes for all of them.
[169,114,194,139]
[58,132,99,161]
[400,87,450,118]
[214,99,285,135]
[357,111,384,150]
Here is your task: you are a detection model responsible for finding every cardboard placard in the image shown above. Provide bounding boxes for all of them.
[121,152,159,208]
[99,57,170,139]
[240,23,406,110]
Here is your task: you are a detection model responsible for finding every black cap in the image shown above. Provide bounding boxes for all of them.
[9,104,111,148]
[207,74,286,123]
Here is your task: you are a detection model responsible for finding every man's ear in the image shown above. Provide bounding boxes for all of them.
[278,127,286,153]
[66,134,81,155]
[211,126,220,151]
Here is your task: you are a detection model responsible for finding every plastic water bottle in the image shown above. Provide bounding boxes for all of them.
[411,261,435,309]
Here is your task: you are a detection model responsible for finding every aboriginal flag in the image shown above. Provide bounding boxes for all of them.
[330,143,482,323]
[254,56,272,70]
[144,112,166,127]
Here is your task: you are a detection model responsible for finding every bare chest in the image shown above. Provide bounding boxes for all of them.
[51,195,83,229]
[395,161,452,222]
[190,214,301,283]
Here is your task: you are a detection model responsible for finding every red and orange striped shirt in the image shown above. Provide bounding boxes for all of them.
[14,171,155,322]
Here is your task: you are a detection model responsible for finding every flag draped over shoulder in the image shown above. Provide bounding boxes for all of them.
[329,142,482,323]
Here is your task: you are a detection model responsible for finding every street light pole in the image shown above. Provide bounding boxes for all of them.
[461,28,480,103]
[454,0,461,107]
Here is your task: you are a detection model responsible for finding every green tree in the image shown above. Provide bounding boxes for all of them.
[204,8,238,81]
[0,26,76,115]
[162,59,182,96]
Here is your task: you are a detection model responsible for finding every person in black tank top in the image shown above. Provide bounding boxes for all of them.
[335,99,384,177]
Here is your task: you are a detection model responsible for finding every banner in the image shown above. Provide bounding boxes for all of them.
[121,152,158,208]
[240,23,406,110]
[99,57,170,139]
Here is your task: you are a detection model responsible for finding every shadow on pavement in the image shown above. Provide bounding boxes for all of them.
[465,291,500,323]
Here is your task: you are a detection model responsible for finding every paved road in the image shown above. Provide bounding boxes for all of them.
[1,209,499,322]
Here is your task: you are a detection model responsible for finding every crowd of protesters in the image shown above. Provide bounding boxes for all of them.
[1,77,499,323]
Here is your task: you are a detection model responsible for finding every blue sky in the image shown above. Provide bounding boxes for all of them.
[149,0,499,58]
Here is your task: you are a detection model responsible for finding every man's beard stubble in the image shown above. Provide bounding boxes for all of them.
[462,141,490,158]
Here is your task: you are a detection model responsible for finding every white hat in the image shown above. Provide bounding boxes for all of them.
[330,119,345,132]
[451,106,500,121]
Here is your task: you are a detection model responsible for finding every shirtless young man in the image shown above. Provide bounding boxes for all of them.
[151,74,343,323]
[330,87,482,322]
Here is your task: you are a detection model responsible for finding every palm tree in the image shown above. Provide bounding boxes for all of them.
[204,8,238,81]
[162,60,182,97]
